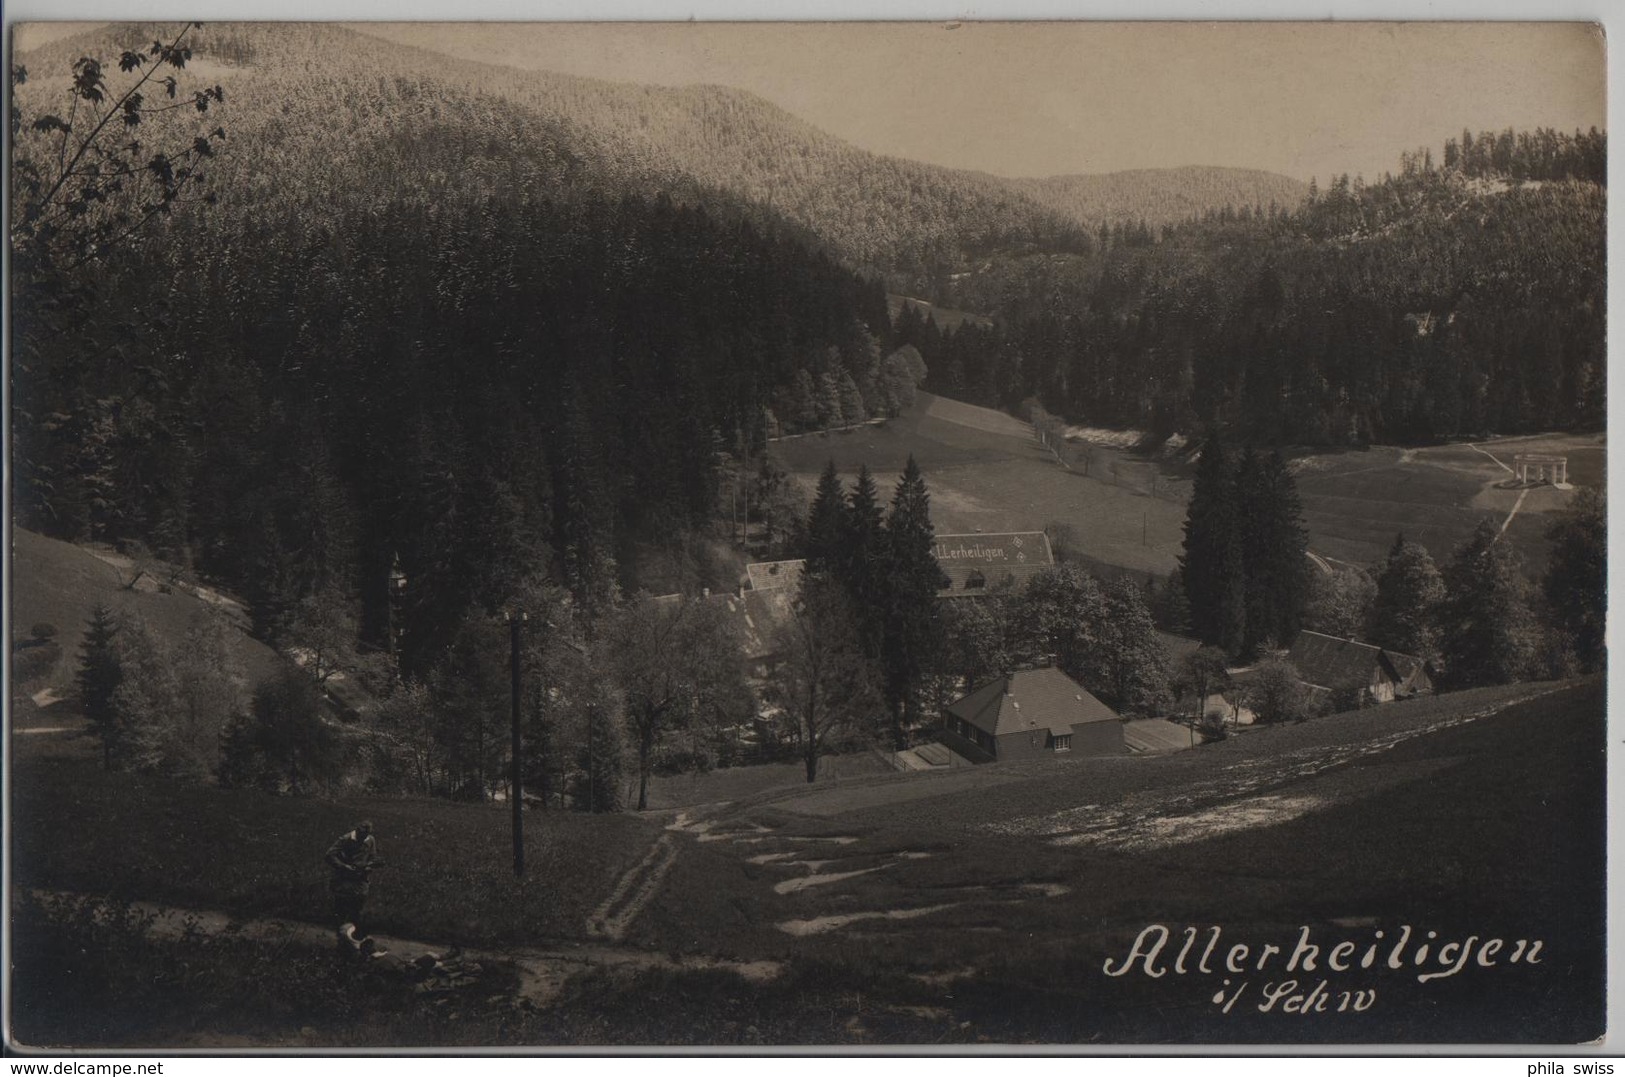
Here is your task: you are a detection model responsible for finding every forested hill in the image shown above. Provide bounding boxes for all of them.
[910,155,1605,444]
[1007,166,1310,231]
[13,22,1097,289]
[11,22,917,666]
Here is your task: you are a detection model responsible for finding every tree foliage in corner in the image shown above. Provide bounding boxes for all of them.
[12,23,228,547]
[1541,489,1606,674]
[1438,521,1539,689]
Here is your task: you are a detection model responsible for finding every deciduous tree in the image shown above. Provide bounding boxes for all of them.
[770,577,882,783]
[1543,489,1605,673]
[1438,521,1539,689]
[1371,533,1445,661]
[610,595,745,810]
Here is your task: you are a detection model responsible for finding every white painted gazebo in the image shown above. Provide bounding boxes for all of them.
[1513,453,1568,487]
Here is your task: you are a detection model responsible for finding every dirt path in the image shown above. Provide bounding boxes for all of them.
[1499,487,1532,536]
[586,832,679,942]
[1467,441,1515,475]
[27,889,780,1007]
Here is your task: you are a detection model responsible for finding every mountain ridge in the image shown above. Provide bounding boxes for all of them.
[16,23,1308,285]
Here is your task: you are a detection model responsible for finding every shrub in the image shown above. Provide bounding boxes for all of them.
[12,638,63,688]
[1243,655,1313,724]
[219,669,346,794]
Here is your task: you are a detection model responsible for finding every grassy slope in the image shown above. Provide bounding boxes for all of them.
[771,392,1190,576]
[630,680,1604,1043]
[10,678,1602,1045]
[10,528,285,715]
[643,752,892,810]
[772,395,1602,579]
[11,755,662,948]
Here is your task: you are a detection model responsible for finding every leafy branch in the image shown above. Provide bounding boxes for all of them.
[11,22,228,272]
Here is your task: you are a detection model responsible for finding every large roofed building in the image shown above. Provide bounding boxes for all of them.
[1285,630,1433,704]
[745,559,804,593]
[741,529,1055,602]
[932,532,1054,597]
[942,665,1123,762]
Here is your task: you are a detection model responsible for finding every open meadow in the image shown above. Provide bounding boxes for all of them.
[772,393,1604,580]
[772,392,1191,577]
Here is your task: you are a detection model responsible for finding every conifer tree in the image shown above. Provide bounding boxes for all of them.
[1439,521,1539,688]
[78,604,123,770]
[837,369,868,425]
[1371,533,1446,660]
[787,369,819,431]
[881,455,948,746]
[803,460,846,577]
[815,371,844,431]
[1239,449,1310,653]
[1180,435,1246,654]
[839,465,888,654]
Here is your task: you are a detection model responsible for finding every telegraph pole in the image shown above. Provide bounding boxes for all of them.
[507,609,527,877]
[587,703,597,813]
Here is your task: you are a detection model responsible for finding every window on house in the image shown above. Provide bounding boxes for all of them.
[1052,734,1072,752]
[965,570,986,590]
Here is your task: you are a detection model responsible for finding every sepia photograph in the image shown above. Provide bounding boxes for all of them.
[4,17,1609,1050]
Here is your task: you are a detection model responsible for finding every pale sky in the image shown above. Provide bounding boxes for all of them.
[15,20,1606,181]
[357,21,1605,181]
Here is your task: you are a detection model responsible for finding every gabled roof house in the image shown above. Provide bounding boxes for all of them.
[1286,630,1433,703]
[943,666,1123,761]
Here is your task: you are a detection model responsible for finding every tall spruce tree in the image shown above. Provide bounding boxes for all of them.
[881,456,948,747]
[1180,435,1246,654]
[1239,449,1310,653]
[803,460,846,577]
[1372,533,1446,660]
[839,465,888,655]
[78,604,123,771]
[1439,520,1539,688]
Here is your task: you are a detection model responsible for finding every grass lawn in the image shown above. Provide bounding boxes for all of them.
[770,393,1602,581]
[643,751,893,809]
[11,527,287,702]
[10,754,661,948]
[625,680,1603,1043]
[772,393,1190,576]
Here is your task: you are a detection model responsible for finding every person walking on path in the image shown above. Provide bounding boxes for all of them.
[326,820,386,958]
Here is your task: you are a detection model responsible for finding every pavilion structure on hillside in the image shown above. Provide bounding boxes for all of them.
[1513,453,1569,487]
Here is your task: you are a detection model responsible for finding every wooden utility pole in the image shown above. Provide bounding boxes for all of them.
[507,609,528,877]
[587,703,597,813]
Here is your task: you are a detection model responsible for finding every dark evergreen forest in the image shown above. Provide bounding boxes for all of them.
[904,144,1605,444]
[15,181,899,670]
[11,22,1607,695]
